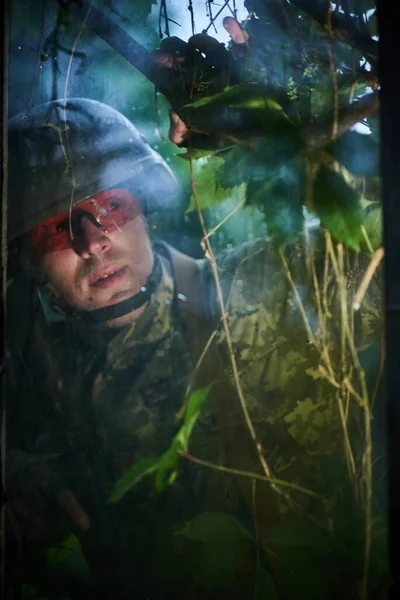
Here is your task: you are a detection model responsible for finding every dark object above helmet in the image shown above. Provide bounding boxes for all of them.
[8,98,180,240]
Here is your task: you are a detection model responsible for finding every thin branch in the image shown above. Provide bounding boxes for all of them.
[188,146,277,487]
[326,3,339,141]
[353,247,384,311]
[53,0,191,114]
[203,197,245,241]
[203,0,232,34]
[288,0,378,61]
[303,91,379,149]
[183,453,321,498]
[62,2,93,240]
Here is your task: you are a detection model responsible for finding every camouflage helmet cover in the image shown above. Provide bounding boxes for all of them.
[8,98,180,240]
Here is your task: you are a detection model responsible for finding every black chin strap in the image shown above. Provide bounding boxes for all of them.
[64,255,162,323]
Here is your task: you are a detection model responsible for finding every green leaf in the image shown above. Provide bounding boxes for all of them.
[175,386,211,453]
[177,148,217,161]
[185,539,249,591]
[329,131,379,177]
[110,388,211,498]
[46,534,82,563]
[240,565,280,600]
[176,512,254,544]
[154,443,180,492]
[156,387,211,491]
[184,83,288,115]
[361,206,382,252]
[261,522,331,600]
[186,156,241,213]
[246,164,305,246]
[109,455,160,503]
[312,166,364,250]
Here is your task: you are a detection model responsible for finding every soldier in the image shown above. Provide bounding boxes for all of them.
[5,98,385,599]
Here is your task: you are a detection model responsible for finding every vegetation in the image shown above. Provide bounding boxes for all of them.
[8,0,386,598]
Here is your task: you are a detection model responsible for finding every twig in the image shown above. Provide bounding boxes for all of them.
[204,0,232,33]
[278,249,317,345]
[326,233,372,600]
[188,148,276,487]
[62,2,93,240]
[176,329,219,420]
[188,0,195,36]
[353,247,384,311]
[203,197,245,241]
[326,2,339,141]
[361,224,374,255]
[183,453,321,498]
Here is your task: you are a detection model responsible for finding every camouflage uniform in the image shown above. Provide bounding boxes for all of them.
[6,232,385,599]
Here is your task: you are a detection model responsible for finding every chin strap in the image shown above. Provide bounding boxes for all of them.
[59,254,162,324]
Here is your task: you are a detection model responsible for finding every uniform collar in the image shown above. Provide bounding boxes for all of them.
[104,251,175,366]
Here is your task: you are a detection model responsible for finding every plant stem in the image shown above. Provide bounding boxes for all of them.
[188,150,277,486]
[183,453,320,498]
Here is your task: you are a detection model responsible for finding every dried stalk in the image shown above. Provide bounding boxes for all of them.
[326,233,372,599]
[326,2,339,141]
[353,247,384,311]
[188,151,277,487]
[183,453,320,498]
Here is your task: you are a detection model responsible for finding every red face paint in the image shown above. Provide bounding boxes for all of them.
[28,188,141,255]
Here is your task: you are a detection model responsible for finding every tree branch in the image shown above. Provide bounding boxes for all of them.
[288,0,378,62]
[302,91,379,149]
[54,0,191,113]
[53,0,378,151]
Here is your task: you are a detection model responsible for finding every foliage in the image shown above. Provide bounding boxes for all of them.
[109,387,210,501]
[8,0,385,598]
[312,165,365,251]
[177,511,254,544]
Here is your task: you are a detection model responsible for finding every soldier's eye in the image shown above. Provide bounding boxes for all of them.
[56,220,68,233]
[108,198,121,211]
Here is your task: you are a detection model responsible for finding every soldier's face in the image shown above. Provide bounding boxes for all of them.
[28,189,154,327]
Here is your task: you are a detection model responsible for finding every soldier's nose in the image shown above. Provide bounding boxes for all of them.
[74,215,112,259]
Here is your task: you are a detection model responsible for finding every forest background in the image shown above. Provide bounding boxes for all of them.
[6,1,386,599]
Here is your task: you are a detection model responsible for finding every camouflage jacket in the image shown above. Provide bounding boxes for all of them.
[6,233,386,599]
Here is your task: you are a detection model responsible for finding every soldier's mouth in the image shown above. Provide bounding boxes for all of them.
[90,266,127,288]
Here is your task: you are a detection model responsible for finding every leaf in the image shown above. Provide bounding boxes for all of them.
[110,388,211,498]
[186,156,241,213]
[240,565,280,600]
[176,512,254,544]
[156,387,211,491]
[246,163,305,246]
[175,386,211,453]
[46,534,83,564]
[262,523,331,600]
[361,206,382,251]
[185,539,249,591]
[177,148,217,161]
[188,157,235,210]
[184,83,288,116]
[329,130,379,176]
[109,455,160,503]
[312,165,364,250]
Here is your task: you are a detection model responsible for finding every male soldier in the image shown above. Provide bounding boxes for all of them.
[6,98,385,599]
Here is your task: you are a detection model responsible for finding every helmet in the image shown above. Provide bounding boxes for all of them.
[8,98,180,241]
